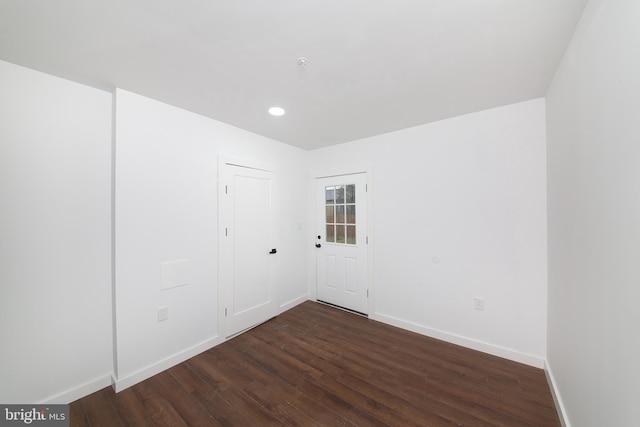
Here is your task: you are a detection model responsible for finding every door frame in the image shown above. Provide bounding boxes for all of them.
[218,155,276,339]
[309,167,374,316]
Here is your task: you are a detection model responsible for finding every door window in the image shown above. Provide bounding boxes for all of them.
[325,184,356,244]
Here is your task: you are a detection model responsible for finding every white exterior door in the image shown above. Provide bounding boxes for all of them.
[220,163,276,337]
[316,173,368,314]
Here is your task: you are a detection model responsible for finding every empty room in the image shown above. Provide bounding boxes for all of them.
[1,1,638,426]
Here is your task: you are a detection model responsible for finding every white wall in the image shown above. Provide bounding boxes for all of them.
[546,0,640,425]
[309,99,548,365]
[113,90,308,389]
[0,60,113,403]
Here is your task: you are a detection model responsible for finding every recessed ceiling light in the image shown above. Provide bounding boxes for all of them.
[268,106,285,116]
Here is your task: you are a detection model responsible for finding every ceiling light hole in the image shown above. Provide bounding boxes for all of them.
[268,106,285,116]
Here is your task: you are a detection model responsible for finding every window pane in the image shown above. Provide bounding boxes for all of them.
[336,205,345,223]
[335,186,345,204]
[346,205,356,224]
[335,225,345,243]
[325,187,334,204]
[346,184,356,203]
[346,225,356,244]
[326,225,335,242]
[325,205,334,223]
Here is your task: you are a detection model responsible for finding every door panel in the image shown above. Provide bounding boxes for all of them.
[221,164,276,337]
[345,257,358,293]
[316,173,368,314]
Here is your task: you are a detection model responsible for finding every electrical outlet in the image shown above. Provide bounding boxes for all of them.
[158,306,168,322]
[474,297,485,311]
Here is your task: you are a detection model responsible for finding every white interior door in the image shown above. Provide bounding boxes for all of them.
[316,173,368,314]
[221,163,276,337]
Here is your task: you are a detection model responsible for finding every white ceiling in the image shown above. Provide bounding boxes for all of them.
[0,0,587,150]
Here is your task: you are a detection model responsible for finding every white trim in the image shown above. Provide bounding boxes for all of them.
[315,171,365,179]
[113,336,222,392]
[39,374,112,404]
[218,154,273,173]
[311,163,371,180]
[279,295,309,313]
[544,361,570,427]
[307,176,318,302]
[110,91,119,383]
[364,169,375,316]
[371,311,545,368]
[217,156,227,341]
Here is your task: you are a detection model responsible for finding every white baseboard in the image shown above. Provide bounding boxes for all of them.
[279,295,309,313]
[370,312,545,368]
[544,361,570,427]
[113,335,222,393]
[39,374,113,404]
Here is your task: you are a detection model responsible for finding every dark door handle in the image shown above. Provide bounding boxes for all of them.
[315,243,321,248]
[269,248,277,254]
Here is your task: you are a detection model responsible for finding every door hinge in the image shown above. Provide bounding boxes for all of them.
[366,236,369,244]
[225,307,228,317]
[225,185,228,194]
[225,227,228,237]
[367,289,369,298]
[366,184,368,192]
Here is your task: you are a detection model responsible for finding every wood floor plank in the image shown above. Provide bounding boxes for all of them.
[70,301,561,426]
[190,390,254,427]
[68,398,90,427]
[78,388,123,427]
[366,369,497,427]
[149,371,221,427]
[214,342,357,426]
[294,376,391,426]
[131,379,188,427]
[184,350,235,393]
[218,385,283,426]
[166,363,211,395]
[107,388,155,427]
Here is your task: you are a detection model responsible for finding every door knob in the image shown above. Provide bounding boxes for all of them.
[269,248,277,254]
[315,243,321,248]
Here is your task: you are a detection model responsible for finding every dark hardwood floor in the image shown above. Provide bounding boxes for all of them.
[70,301,561,426]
